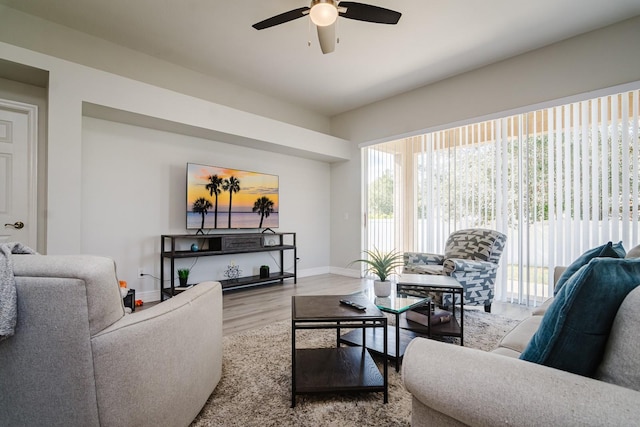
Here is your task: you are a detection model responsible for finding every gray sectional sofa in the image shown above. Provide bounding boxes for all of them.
[403,250,640,426]
[0,254,222,427]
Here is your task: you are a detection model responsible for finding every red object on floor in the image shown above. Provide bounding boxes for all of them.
[135,299,143,307]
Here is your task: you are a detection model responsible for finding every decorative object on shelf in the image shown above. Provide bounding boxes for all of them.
[263,236,278,247]
[191,243,199,252]
[224,263,242,281]
[260,265,270,279]
[406,306,452,326]
[349,248,403,297]
[177,268,190,287]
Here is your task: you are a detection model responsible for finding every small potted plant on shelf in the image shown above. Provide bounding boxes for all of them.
[260,265,270,279]
[177,268,190,287]
[349,248,404,297]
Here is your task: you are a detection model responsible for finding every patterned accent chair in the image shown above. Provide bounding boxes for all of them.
[403,228,507,312]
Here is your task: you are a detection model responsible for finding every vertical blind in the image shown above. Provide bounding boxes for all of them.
[363,89,640,305]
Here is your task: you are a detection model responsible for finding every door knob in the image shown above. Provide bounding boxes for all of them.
[4,221,24,229]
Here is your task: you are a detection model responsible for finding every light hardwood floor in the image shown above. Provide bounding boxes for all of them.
[140,274,533,335]
[221,274,533,336]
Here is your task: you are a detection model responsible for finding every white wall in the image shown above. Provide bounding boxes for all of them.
[330,16,640,144]
[81,117,330,301]
[0,39,350,256]
[329,141,362,277]
[0,5,331,134]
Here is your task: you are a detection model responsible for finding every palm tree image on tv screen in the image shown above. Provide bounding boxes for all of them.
[186,163,279,230]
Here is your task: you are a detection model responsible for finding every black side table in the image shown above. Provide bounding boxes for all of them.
[291,295,388,407]
[123,289,135,312]
[396,274,464,345]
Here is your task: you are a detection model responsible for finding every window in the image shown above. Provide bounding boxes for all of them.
[363,89,640,305]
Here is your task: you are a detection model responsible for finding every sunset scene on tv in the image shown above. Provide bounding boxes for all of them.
[187,163,279,230]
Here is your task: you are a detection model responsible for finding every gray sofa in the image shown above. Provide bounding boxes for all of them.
[0,254,223,427]
[403,265,640,426]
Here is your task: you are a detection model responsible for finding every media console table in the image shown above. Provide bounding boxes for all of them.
[160,232,296,300]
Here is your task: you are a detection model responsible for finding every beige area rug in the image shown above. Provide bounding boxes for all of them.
[192,310,520,427]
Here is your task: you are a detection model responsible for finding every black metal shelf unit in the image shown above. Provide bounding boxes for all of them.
[160,232,296,300]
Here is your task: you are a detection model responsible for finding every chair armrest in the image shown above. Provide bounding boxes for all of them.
[404,252,445,266]
[91,281,223,426]
[402,338,640,426]
[443,258,497,274]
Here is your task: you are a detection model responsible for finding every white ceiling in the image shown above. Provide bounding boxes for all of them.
[2,0,640,117]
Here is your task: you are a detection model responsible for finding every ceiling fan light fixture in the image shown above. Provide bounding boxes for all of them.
[309,0,338,27]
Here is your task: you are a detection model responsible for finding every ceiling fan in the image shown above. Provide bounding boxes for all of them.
[252,0,402,54]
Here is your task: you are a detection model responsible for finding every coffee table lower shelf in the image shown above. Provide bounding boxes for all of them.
[294,347,385,395]
[339,326,423,361]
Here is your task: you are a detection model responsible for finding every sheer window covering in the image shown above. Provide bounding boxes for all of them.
[363,89,640,305]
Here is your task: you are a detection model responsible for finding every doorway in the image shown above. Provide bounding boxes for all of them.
[0,98,38,249]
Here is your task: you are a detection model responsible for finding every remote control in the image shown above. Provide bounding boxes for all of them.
[339,299,366,311]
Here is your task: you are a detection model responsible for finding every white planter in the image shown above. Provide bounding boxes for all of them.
[374,280,392,297]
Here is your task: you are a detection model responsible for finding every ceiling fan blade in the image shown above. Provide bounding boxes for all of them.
[317,23,336,54]
[338,2,401,24]
[252,7,310,30]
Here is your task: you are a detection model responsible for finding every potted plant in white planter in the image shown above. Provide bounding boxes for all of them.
[350,248,404,297]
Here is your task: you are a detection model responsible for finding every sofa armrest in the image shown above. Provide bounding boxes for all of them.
[91,281,223,427]
[403,338,640,426]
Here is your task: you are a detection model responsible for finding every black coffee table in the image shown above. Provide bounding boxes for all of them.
[339,286,430,371]
[396,274,465,345]
[291,295,388,407]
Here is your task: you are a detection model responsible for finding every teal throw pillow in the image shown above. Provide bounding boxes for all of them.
[520,258,640,377]
[554,241,626,295]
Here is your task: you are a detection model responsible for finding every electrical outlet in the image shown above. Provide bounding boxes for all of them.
[138,268,144,278]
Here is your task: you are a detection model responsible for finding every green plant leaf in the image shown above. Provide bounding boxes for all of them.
[348,248,404,282]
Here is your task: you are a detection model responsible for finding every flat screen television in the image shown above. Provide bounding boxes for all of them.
[186,163,279,231]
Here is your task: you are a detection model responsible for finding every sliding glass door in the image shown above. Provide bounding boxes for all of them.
[363,89,640,305]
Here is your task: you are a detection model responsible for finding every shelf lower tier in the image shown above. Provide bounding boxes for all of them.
[398,313,462,339]
[294,347,385,394]
[220,272,295,290]
[339,325,421,359]
[161,272,296,298]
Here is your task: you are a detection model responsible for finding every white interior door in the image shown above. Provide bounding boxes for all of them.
[0,99,37,248]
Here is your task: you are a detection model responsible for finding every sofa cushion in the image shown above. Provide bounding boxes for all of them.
[531,297,554,316]
[626,244,640,259]
[495,315,542,357]
[595,286,640,391]
[520,258,640,377]
[554,241,625,295]
[491,347,521,358]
